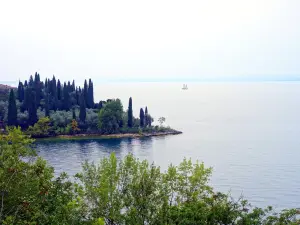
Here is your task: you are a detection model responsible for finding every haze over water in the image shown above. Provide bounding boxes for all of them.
[37,82,300,209]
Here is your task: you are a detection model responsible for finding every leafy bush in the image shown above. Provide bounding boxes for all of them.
[50,110,73,128]
[0,128,85,224]
[76,154,300,225]
[26,117,51,137]
[37,107,45,119]
[98,99,123,134]
[86,108,98,130]
[0,129,299,224]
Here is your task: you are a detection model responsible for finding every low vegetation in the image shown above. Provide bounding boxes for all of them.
[0,128,299,224]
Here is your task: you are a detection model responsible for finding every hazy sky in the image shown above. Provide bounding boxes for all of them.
[0,0,300,84]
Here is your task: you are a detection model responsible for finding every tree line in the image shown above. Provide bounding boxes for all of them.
[1,73,161,136]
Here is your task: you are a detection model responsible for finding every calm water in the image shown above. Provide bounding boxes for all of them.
[37,82,300,209]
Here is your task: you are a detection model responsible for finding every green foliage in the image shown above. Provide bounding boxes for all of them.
[26,117,51,137]
[0,129,299,224]
[84,79,88,109]
[63,82,71,111]
[50,110,73,128]
[139,108,145,127]
[0,127,52,223]
[44,93,50,117]
[27,89,38,126]
[7,90,17,126]
[79,93,86,123]
[127,97,133,128]
[57,79,62,100]
[98,99,123,134]
[17,111,28,128]
[73,108,76,120]
[87,79,94,109]
[17,81,24,102]
[76,153,300,225]
[0,128,87,224]
[86,108,98,130]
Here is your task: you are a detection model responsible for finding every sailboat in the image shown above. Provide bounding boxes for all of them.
[182,84,188,90]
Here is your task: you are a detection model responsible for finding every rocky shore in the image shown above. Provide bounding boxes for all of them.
[46,130,183,140]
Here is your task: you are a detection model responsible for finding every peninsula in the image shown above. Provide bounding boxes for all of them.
[0,73,182,139]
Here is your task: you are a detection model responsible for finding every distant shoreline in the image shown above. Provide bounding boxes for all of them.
[36,130,183,141]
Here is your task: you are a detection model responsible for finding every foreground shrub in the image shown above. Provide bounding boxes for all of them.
[0,128,299,224]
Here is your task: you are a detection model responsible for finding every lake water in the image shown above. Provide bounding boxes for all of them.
[37,82,300,210]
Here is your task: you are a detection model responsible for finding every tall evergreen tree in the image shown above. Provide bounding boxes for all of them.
[45,78,48,90]
[87,79,94,108]
[51,76,57,110]
[128,97,133,127]
[79,93,86,122]
[67,81,71,93]
[17,81,24,102]
[139,108,145,127]
[72,80,75,92]
[72,108,76,120]
[22,87,31,112]
[28,90,38,126]
[63,82,70,111]
[75,88,79,105]
[34,72,41,106]
[145,106,148,126]
[57,79,62,100]
[45,94,50,117]
[24,80,28,87]
[29,75,34,87]
[84,79,88,108]
[7,89,17,126]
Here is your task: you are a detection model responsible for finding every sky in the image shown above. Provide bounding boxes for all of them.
[0,0,300,84]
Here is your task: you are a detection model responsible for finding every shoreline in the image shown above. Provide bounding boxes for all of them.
[36,130,183,141]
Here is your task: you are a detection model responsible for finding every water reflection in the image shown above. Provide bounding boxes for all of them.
[36,137,153,176]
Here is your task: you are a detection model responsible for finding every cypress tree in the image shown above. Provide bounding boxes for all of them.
[45,94,50,117]
[75,87,79,105]
[67,81,71,93]
[7,89,17,126]
[28,90,38,126]
[145,106,148,126]
[24,80,28,87]
[139,108,145,127]
[72,80,75,92]
[63,82,70,111]
[34,72,41,106]
[128,97,133,127]
[21,84,24,102]
[72,108,76,120]
[51,76,57,110]
[57,79,62,100]
[87,79,94,108]
[45,78,48,90]
[22,87,30,112]
[29,75,34,87]
[17,81,24,102]
[79,93,86,122]
[84,79,88,108]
